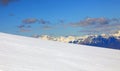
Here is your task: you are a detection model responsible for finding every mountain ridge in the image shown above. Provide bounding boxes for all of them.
[37,31,120,49]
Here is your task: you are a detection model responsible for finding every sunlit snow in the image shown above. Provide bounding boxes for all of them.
[0,32,120,71]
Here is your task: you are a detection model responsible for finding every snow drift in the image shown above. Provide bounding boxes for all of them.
[0,32,120,71]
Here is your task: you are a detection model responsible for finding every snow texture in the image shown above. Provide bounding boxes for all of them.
[0,32,120,71]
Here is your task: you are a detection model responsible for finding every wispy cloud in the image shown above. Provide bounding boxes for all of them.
[17,24,31,29]
[18,18,53,32]
[17,25,25,29]
[22,18,38,24]
[70,17,110,27]
[59,20,65,24]
[22,18,50,24]
[19,29,31,32]
[69,17,120,34]
[78,22,120,35]
[0,0,19,6]
[39,19,50,24]
[18,17,120,34]
[9,13,15,16]
[42,25,53,30]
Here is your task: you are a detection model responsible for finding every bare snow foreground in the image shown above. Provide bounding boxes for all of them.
[0,33,120,71]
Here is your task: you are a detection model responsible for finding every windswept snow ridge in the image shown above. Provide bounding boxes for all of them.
[0,32,120,71]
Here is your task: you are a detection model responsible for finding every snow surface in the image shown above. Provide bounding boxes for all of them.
[0,32,120,71]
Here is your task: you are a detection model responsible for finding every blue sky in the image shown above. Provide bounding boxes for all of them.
[0,0,120,36]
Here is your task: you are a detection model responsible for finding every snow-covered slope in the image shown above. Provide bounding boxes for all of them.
[0,32,120,71]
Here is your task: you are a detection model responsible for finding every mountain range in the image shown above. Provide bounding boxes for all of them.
[34,31,120,49]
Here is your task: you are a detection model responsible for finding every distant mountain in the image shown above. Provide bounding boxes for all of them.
[35,31,120,49]
[70,35,120,49]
